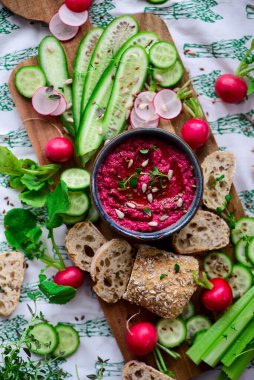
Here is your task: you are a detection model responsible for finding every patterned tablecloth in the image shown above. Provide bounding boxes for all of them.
[0,0,253,379]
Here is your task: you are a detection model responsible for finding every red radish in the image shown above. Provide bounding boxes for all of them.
[215,74,248,103]
[45,137,74,163]
[126,322,158,356]
[134,92,158,121]
[32,87,60,115]
[202,278,233,312]
[49,13,79,41]
[153,89,182,120]
[54,266,85,289]
[181,118,210,150]
[50,94,67,116]
[65,0,92,12]
[59,4,88,27]
[130,108,159,129]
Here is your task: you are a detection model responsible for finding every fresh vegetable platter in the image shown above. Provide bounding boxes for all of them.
[3,3,252,380]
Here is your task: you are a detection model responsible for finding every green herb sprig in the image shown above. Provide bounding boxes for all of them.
[216,194,236,229]
[87,357,109,380]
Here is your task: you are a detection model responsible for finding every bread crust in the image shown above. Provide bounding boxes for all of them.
[122,360,175,379]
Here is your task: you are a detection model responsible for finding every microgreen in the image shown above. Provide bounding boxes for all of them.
[216,194,236,229]
[216,175,225,182]
[174,264,180,273]
[143,207,152,217]
[149,167,168,189]
[87,357,109,380]
[118,172,139,190]
[152,145,157,151]
[160,274,168,280]
[235,39,254,95]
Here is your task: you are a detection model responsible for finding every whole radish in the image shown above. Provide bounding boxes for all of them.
[126,322,158,356]
[202,278,233,312]
[45,137,74,163]
[54,266,85,289]
[65,0,92,12]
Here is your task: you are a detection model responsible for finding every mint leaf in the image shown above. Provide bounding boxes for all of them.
[39,274,76,304]
[19,187,49,208]
[46,180,70,229]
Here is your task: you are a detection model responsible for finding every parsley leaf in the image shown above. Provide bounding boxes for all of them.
[216,174,225,182]
[160,274,168,280]
[174,263,180,273]
[136,168,142,174]
[39,273,76,304]
[46,180,70,229]
[130,177,138,188]
[143,207,152,217]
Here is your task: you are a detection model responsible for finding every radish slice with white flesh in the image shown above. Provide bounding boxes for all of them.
[58,4,88,27]
[49,13,79,41]
[50,93,67,116]
[32,87,60,115]
[153,89,182,120]
[130,108,159,129]
[134,91,158,122]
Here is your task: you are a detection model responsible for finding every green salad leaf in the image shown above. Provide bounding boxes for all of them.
[0,147,24,175]
[39,273,76,304]
[19,187,49,208]
[46,180,70,229]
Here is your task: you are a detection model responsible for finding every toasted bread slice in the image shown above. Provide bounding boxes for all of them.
[0,252,25,317]
[123,245,198,319]
[172,210,230,254]
[66,221,107,272]
[90,239,135,303]
[202,151,236,211]
[122,360,175,380]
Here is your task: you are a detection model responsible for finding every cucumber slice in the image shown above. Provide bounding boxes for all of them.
[147,0,168,3]
[181,301,195,321]
[247,237,254,265]
[228,264,253,298]
[73,28,103,131]
[61,168,90,190]
[15,66,46,98]
[235,238,252,268]
[186,316,211,344]
[81,16,139,112]
[53,324,80,358]
[65,191,90,216]
[157,318,186,348]
[231,217,254,244]
[26,322,58,355]
[87,203,100,222]
[38,36,74,136]
[203,252,233,279]
[150,41,177,69]
[152,59,184,88]
[61,213,86,225]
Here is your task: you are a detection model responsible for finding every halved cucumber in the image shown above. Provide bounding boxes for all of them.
[150,41,177,69]
[157,318,186,348]
[26,322,58,355]
[15,66,46,98]
[65,191,90,216]
[247,237,254,265]
[203,252,233,279]
[231,217,254,244]
[38,36,74,136]
[152,59,184,88]
[228,264,253,298]
[186,316,211,344]
[61,168,90,190]
[72,27,103,131]
[181,301,195,321]
[53,324,80,358]
[61,213,86,225]
[235,238,252,268]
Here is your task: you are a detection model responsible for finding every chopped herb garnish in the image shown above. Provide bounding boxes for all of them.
[225,194,233,202]
[152,145,157,151]
[130,177,138,188]
[149,167,168,188]
[216,207,223,215]
[216,174,225,182]
[150,179,156,186]
[136,168,142,174]
[216,195,236,229]
[140,149,149,154]
[174,263,180,273]
[160,274,168,280]
[143,207,152,217]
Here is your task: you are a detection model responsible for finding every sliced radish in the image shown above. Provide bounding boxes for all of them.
[134,91,158,122]
[32,87,60,115]
[50,93,67,116]
[58,4,88,27]
[49,13,79,41]
[153,89,182,120]
[130,108,159,129]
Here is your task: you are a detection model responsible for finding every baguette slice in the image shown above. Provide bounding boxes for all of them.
[66,221,107,272]
[123,245,198,319]
[0,252,25,317]
[90,239,135,303]
[172,210,230,254]
[202,151,236,211]
[122,360,175,380]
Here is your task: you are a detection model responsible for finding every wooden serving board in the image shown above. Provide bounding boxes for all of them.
[6,4,245,379]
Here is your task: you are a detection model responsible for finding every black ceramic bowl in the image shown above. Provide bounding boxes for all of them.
[91,128,203,241]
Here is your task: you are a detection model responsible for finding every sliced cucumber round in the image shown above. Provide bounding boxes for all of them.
[26,322,58,355]
[157,318,186,348]
[204,252,233,279]
[152,60,184,88]
[235,238,252,268]
[87,203,100,222]
[150,41,177,69]
[61,213,86,225]
[247,237,254,265]
[65,191,90,216]
[181,301,195,321]
[231,217,254,244]
[186,316,211,344]
[15,66,46,98]
[53,324,80,358]
[228,264,253,299]
[61,168,90,190]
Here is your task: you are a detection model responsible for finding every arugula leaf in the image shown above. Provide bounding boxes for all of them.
[0,147,23,175]
[46,180,70,229]
[39,273,76,304]
[19,187,49,208]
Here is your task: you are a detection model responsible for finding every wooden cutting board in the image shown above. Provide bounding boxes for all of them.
[5,2,245,379]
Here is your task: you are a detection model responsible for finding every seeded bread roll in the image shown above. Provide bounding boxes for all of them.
[172,210,230,254]
[0,252,25,317]
[123,245,199,319]
[90,239,135,303]
[66,221,107,272]
[202,151,236,211]
[122,361,175,380]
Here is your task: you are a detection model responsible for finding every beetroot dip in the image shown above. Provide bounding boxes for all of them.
[96,137,196,232]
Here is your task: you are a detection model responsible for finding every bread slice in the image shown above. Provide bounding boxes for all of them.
[123,245,198,319]
[202,151,236,211]
[66,221,107,272]
[122,360,175,380]
[0,252,25,317]
[172,210,230,254]
[90,239,135,303]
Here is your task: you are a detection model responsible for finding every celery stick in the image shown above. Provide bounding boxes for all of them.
[187,286,254,365]
[221,318,254,367]
[223,342,254,380]
[217,372,229,380]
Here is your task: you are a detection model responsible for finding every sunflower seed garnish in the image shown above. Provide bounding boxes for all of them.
[115,209,125,219]
[126,202,136,209]
[177,198,183,207]
[128,159,134,168]
[152,187,159,193]
[142,159,149,168]
[147,193,153,203]
[168,169,173,180]
[160,215,169,222]
[142,183,147,193]
[148,221,158,227]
